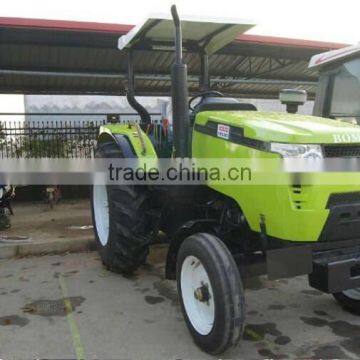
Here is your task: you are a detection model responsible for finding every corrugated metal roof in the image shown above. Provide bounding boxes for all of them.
[0,17,348,99]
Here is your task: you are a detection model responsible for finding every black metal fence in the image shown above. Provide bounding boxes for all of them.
[0,113,160,158]
[0,120,103,158]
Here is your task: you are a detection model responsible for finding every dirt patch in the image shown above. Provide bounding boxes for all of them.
[53,270,79,278]
[312,345,348,359]
[144,295,165,305]
[274,335,292,346]
[301,289,323,296]
[0,274,13,279]
[268,304,286,310]
[244,323,282,341]
[243,277,279,291]
[341,336,360,355]
[300,316,328,327]
[22,297,85,316]
[314,310,328,316]
[0,315,29,327]
[328,320,360,338]
[257,348,287,359]
[243,277,266,290]
[153,280,179,306]
[300,317,360,338]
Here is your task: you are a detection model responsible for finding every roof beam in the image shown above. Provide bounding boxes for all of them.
[0,67,317,86]
[0,61,316,82]
[0,87,316,99]
[0,68,124,79]
[0,30,325,61]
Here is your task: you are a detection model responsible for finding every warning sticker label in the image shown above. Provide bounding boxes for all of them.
[217,124,230,140]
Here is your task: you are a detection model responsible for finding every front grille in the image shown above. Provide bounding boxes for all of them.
[324,144,360,158]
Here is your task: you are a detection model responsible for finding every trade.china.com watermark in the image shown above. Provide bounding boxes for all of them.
[108,161,252,184]
[2,157,360,186]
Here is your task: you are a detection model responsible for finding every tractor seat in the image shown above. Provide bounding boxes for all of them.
[195,97,257,113]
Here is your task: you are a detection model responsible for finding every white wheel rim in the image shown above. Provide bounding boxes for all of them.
[343,288,360,300]
[180,255,215,335]
[93,185,109,246]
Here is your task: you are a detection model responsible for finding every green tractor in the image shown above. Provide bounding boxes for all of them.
[91,6,360,354]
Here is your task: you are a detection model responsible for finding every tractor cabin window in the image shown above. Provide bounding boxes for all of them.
[330,58,360,124]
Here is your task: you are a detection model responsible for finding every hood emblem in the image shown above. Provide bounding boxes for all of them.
[333,133,360,143]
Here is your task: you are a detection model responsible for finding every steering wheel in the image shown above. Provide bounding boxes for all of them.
[189,91,224,111]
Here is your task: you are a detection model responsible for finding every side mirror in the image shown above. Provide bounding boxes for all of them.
[279,89,307,114]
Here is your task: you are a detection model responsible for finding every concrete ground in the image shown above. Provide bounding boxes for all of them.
[0,200,94,258]
[1,248,360,359]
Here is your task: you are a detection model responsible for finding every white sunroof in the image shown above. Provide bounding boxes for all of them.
[118,13,255,55]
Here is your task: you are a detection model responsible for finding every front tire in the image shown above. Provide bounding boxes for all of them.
[333,288,360,315]
[176,233,245,354]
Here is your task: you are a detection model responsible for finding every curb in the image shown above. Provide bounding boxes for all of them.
[0,238,169,261]
[0,237,96,260]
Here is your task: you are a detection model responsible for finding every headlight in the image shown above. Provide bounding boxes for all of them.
[270,143,323,159]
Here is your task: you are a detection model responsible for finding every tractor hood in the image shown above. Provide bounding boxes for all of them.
[198,111,360,144]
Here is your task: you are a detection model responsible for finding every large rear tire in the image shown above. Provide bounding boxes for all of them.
[176,233,245,354]
[91,141,157,274]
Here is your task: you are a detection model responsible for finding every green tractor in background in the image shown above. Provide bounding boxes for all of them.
[91,6,360,354]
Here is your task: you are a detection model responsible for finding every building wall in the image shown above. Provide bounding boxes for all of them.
[248,98,314,115]
[0,94,25,124]
[24,95,163,125]
[24,95,314,124]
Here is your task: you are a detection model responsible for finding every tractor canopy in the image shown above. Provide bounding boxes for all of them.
[118,13,255,54]
[116,8,255,158]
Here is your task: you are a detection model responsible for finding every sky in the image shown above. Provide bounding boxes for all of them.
[0,0,359,44]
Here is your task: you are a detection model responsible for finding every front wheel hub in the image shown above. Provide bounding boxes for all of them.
[194,283,210,303]
[181,255,215,335]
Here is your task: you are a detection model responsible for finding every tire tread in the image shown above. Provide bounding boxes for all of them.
[91,141,157,274]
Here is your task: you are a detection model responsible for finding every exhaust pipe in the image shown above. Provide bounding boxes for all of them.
[171,5,190,158]
[126,50,151,126]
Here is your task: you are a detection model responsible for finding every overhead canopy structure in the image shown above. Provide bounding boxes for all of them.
[0,16,348,99]
[118,14,254,55]
[309,43,360,69]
